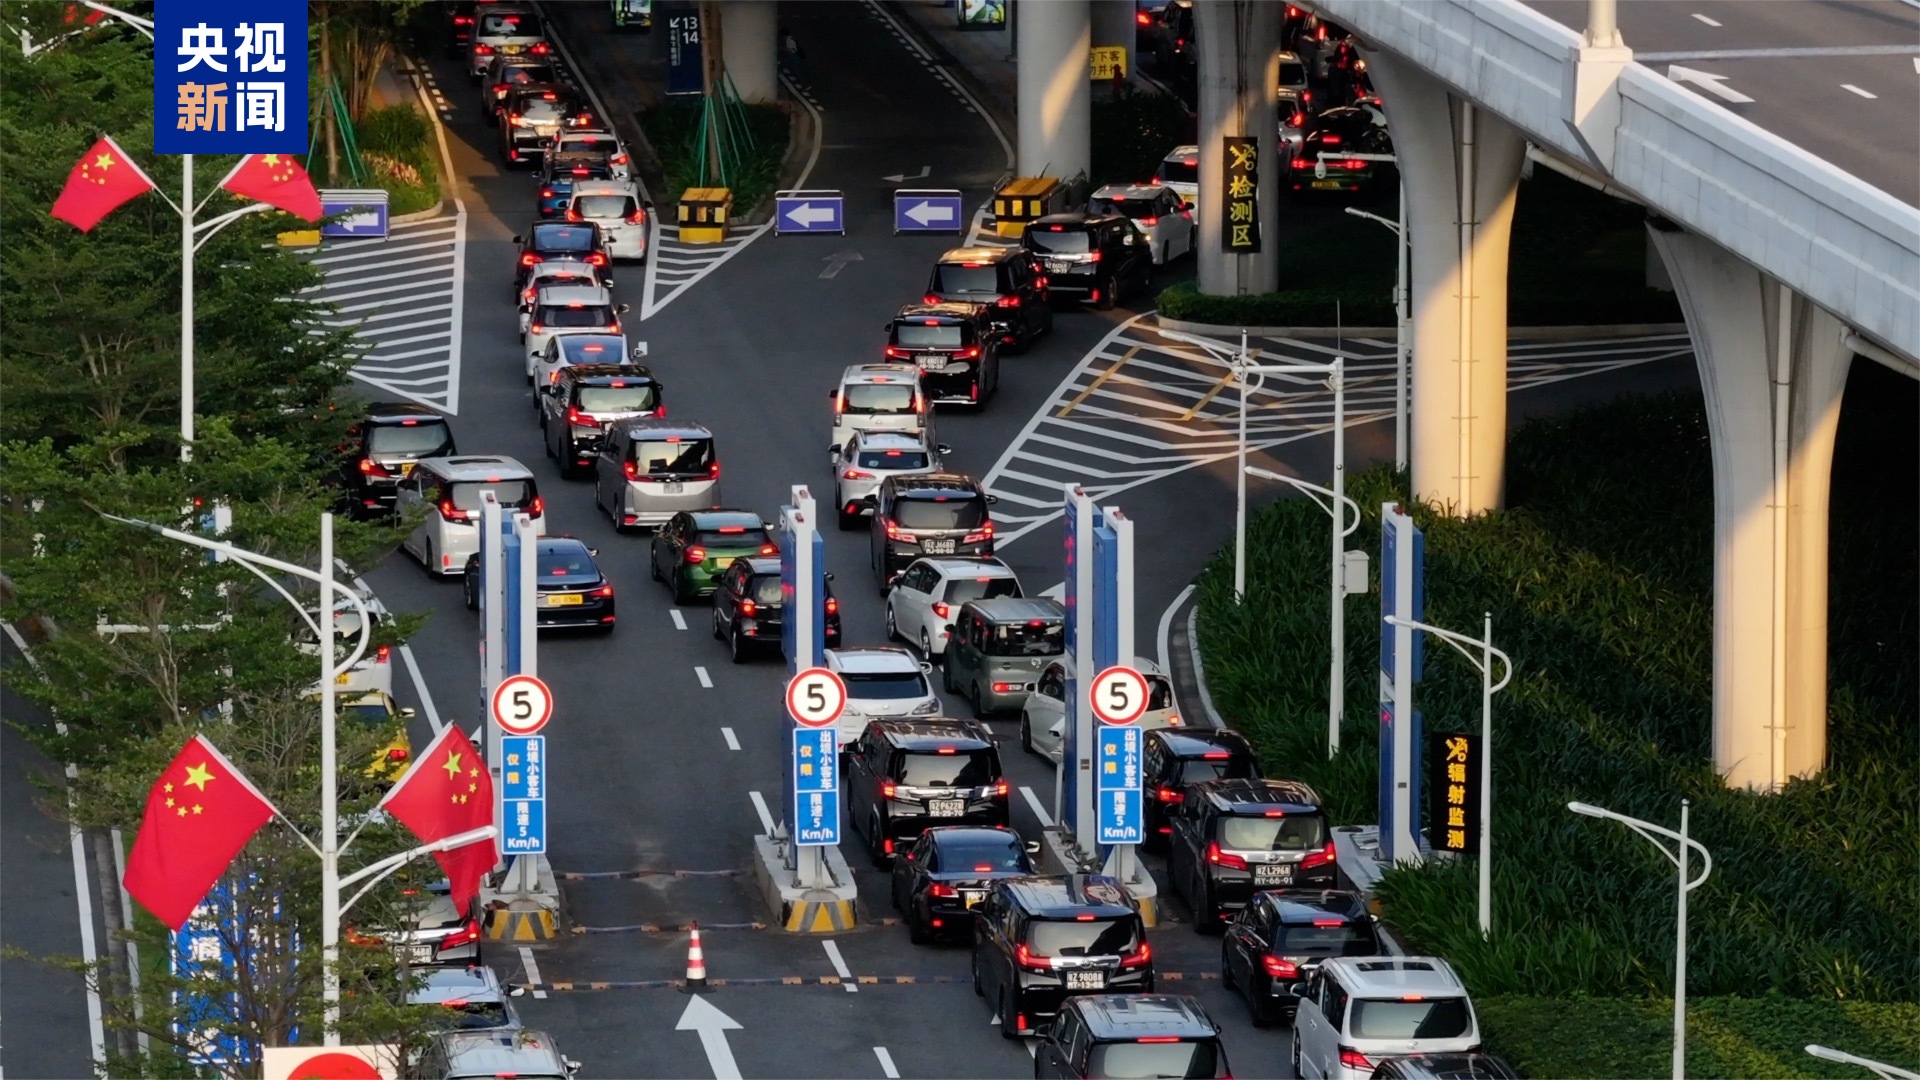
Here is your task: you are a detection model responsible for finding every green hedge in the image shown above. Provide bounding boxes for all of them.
[354,103,439,216]
[1194,392,1918,1010]
[643,100,791,218]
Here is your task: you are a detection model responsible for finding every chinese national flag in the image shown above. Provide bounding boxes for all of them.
[378,725,495,918]
[220,153,324,221]
[122,735,279,931]
[49,136,158,232]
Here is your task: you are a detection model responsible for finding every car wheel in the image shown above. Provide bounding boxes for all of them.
[970,682,991,719]
[463,570,478,611]
[919,628,934,661]
[1221,943,1235,988]
[885,605,900,642]
[650,545,663,581]
[1249,978,1277,1028]
[906,904,930,945]
[1020,713,1035,754]
[942,661,956,695]
[998,989,1020,1040]
[422,541,437,578]
[671,572,692,606]
[1290,1032,1303,1078]
[1096,284,1116,311]
[971,949,985,997]
[1195,877,1221,933]
[729,628,750,664]
[837,507,860,531]
[867,813,889,868]
[711,609,724,641]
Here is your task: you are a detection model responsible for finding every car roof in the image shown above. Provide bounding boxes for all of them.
[894,301,983,320]
[1092,183,1166,200]
[1320,956,1468,997]
[1032,212,1124,228]
[418,455,534,482]
[364,402,448,423]
[687,509,763,529]
[925,825,1023,848]
[960,597,1064,622]
[1150,727,1256,759]
[937,246,1020,265]
[572,181,642,198]
[741,556,782,575]
[840,364,920,384]
[411,965,504,1005]
[560,361,653,382]
[917,556,1015,578]
[530,220,596,237]
[1066,994,1220,1040]
[506,82,572,101]
[827,646,924,674]
[890,473,982,496]
[1194,778,1324,813]
[438,1030,567,1073]
[869,718,993,750]
[534,284,611,303]
[850,430,933,450]
[999,873,1138,917]
[556,337,626,360]
[528,258,597,276]
[536,536,594,558]
[1381,1054,1520,1080]
[613,418,712,439]
[1164,144,1200,159]
[1263,888,1372,924]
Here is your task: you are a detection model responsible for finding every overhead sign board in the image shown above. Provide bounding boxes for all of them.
[791,727,840,846]
[774,189,845,235]
[500,735,547,855]
[1095,725,1143,844]
[319,188,390,239]
[892,188,964,234]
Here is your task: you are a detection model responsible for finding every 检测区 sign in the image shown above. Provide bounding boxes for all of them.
[1221,136,1260,254]
[155,0,309,155]
[1424,732,1482,854]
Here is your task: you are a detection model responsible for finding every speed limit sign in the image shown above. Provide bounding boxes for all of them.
[786,667,848,728]
[1089,665,1150,725]
[491,673,554,735]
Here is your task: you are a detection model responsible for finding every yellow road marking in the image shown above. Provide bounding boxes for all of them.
[1057,346,1140,417]
[1180,370,1237,421]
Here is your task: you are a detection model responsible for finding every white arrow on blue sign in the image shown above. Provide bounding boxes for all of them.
[893,188,964,234]
[774,190,846,236]
[319,188,391,239]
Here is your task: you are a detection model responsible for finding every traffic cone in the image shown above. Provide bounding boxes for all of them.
[683,921,710,993]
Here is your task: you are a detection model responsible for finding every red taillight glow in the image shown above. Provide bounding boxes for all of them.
[594,585,613,597]
[685,546,706,564]
[1136,10,1151,23]
[358,458,386,476]
[1263,955,1299,978]
[1015,944,1050,971]
[963,521,994,544]
[1322,133,1343,145]
[923,293,940,304]
[521,253,540,266]
[739,600,757,617]
[1136,1036,1180,1044]
[931,602,949,620]
[884,346,911,359]
[843,468,873,480]
[623,461,639,480]
[760,544,778,555]
[928,883,958,898]
[825,596,838,615]
[1292,158,1311,170]
[474,43,494,55]
[1302,839,1338,869]
[387,747,408,761]
[992,780,1010,796]
[884,521,916,543]
[1140,216,1159,227]
[376,645,391,663]
[881,781,898,798]
[1339,1049,1375,1071]
[1120,941,1153,968]
[530,496,544,515]
[995,294,1020,307]
[627,209,647,224]
[992,683,1019,693]
[1207,841,1249,870]
[444,921,481,948]
[439,500,471,523]
[1154,786,1184,803]
[531,41,550,54]
[586,252,608,266]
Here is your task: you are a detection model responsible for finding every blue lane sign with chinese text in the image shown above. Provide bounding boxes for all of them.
[155,0,308,154]
[893,189,965,234]
[319,189,390,239]
[501,735,546,854]
[1096,725,1143,844]
[774,191,845,235]
[666,10,703,96]
[792,727,839,846]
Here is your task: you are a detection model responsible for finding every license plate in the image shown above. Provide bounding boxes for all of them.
[335,673,352,685]
[918,355,947,370]
[407,945,433,965]
[1312,179,1344,189]
[502,43,524,54]
[399,462,416,476]
[1047,259,1072,273]
[713,557,734,569]
[1254,863,1293,885]
[664,481,684,494]
[542,593,584,606]
[929,798,965,817]
[962,890,984,909]
[1065,971,1106,990]
[923,539,956,555]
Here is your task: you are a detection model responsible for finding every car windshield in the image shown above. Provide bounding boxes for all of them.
[1174,755,1258,785]
[533,226,595,252]
[552,161,613,182]
[500,63,556,85]
[1146,675,1175,710]
[480,11,540,35]
[629,438,713,475]
[1348,996,1474,1040]
[340,703,394,726]
[844,383,918,413]
[1085,1040,1223,1080]
[576,385,655,412]
[843,669,929,701]
[1215,813,1327,851]
[935,265,1002,293]
[944,576,1021,605]
[537,548,595,580]
[937,837,1027,873]
[1025,228,1093,254]
[447,479,534,510]
[893,497,986,531]
[535,304,612,328]
[895,749,995,787]
[529,273,595,297]
[1275,923,1379,955]
[856,449,929,470]
[895,323,965,348]
[557,339,619,362]
[575,194,635,218]
[747,574,785,606]
[987,620,1063,657]
[693,526,768,549]
[367,421,453,456]
[1027,917,1138,957]
[1159,159,1199,185]
[1089,197,1162,221]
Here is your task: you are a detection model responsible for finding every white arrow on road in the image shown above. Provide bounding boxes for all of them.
[820,250,864,279]
[677,995,743,1080]
[784,201,839,228]
[905,200,956,226]
[884,165,931,183]
[1665,65,1755,103]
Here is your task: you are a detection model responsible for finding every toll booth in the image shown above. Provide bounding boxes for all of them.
[992,177,1069,238]
[678,187,732,244]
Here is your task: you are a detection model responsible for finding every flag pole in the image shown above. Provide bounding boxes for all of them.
[319,511,341,1046]
[180,153,194,463]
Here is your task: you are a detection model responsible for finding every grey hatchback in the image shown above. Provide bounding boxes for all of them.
[941,597,1066,716]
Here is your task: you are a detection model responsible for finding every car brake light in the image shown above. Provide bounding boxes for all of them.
[521,253,540,266]
[376,645,391,663]
[387,747,408,761]
[1088,251,1102,263]
[995,294,1020,307]
[1202,751,1232,760]
[884,521,916,543]
[709,461,720,480]
[1292,158,1311,170]
[1015,944,1050,971]
[739,600,757,616]
[963,522,993,544]
[1136,10,1150,23]
[825,596,839,615]
[923,293,940,304]
[627,209,647,224]
[931,602,949,619]
[1154,786,1184,803]
[586,253,607,266]
[992,779,1009,796]
[884,346,910,359]
[843,468,873,480]
[531,42,550,54]
[565,207,582,222]
[358,459,387,476]
[928,883,958,898]
[444,921,481,948]
[881,781,897,798]
[760,544,778,556]
[717,525,746,534]
[1136,1037,1180,1044]
[529,323,543,334]
[1342,159,1367,171]
[1206,841,1249,870]
[439,500,471,523]
[529,496,543,515]
[1322,133,1343,145]
[594,585,613,597]
[474,43,493,54]
[454,15,473,24]
[1264,955,1299,977]
[1339,1049,1375,1071]
[623,461,640,480]
[1120,941,1152,968]
[1140,216,1159,227]
[1302,839,1338,869]
[992,683,1018,693]
[1312,918,1346,927]
[612,153,628,164]
[685,546,706,564]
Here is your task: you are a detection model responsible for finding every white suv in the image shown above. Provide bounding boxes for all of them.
[830,429,947,531]
[396,456,546,577]
[825,647,942,744]
[830,364,933,449]
[566,180,650,262]
[524,284,625,380]
[883,557,1022,659]
[1290,957,1481,1080]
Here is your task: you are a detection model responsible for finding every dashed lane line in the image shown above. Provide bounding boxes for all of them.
[695,665,713,689]
[1020,785,1055,828]
[822,939,859,993]
[747,790,777,835]
[721,726,741,751]
[669,608,687,631]
[875,1047,901,1079]
[518,946,549,1000]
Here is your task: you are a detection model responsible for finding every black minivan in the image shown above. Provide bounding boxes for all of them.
[338,403,456,518]
[884,302,1002,407]
[924,247,1052,351]
[973,875,1153,1039]
[869,474,999,592]
[1021,213,1152,310]
[1036,994,1230,1079]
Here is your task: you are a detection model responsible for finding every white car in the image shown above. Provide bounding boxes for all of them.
[396,456,546,577]
[517,259,610,333]
[825,647,942,744]
[830,364,933,449]
[467,5,547,80]
[547,128,631,179]
[1020,656,1183,763]
[523,284,625,381]
[1088,183,1195,265]
[531,331,637,402]
[1290,957,1480,1080]
[884,556,1022,659]
[830,429,947,531]
[1152,144,1200,220]
[1276,50,1313,113]
[297,598,392,697]
[566,180,650,263]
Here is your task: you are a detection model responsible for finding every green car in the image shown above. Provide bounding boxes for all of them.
[649,509,775,604]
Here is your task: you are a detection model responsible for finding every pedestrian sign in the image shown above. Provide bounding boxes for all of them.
[893,188,964,234]
[774,189,846,235]
[1095,725,1143,844]
[791,727,839,846]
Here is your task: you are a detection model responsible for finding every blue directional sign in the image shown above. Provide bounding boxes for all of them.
[775,191,845,235]
[1095,725,1143,844]
[501,735,547,855]
[173,876,293,1068]
[319,190,391,239]
[893,188,965,234]
[792,727,840,846]
[666,11,702,96]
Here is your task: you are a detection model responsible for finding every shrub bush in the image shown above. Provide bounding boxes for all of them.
[643,100,791,217]
[353,103,439,216]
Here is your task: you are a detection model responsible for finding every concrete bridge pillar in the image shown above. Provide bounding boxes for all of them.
[1650,226,1851,789]
[1090,0,1136,74]
[1193,0,1281,296]
[1366,53,1527,514]
[1017,0,1091,180]
[717,0,777,103]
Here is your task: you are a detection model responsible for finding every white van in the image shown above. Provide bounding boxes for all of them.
[1290,957,1481,1080]
[396,456,546,577]
[830,364,933,448]
[567,180,650,263]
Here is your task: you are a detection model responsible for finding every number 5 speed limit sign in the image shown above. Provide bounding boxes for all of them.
[491,673,554,735]
[786,667,848,728]
[1089,665,1150,725]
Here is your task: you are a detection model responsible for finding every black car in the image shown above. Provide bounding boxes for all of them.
[845,719,1009,865]
[923,247,1053,352]
[1290,105,1396,195]
[499,83,592,165]
[462,536,614,632]
[540,362,662,477]
[337,404,456,518]
[1142,729,1262,851]
[869,474,999,592]
[447,1,484,55]
[1221,888,1383,1026]
[890,825,1035,944]
[710,556,842,662]
[972,875,1153,1039]
[1021,214,1152,310]
[1036,994,1230,1079]
[1168,779,1338,929]
[512,221,608,295]
[883,302,1001,407]
[537,149,615,219]
[1148,0,1194,76]
[1370,1054,1524,1080]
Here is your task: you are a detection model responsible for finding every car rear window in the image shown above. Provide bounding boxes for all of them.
[442,1001,514,1031]
[535,304,613,328]
[1088,197,1163,221]
[480,11,540,35]
[844,383,918,413]
[533,226,595,251]
[1025,228,1093,254]
[1215,813,1327,852]
[987,620,1063,657]
[552,160,613,181]
[893,496,986,531]
[576,385,656,413]
[1279,61,1308,86]
[747,573,785,606]
[1348,996,1473,1040]
[935,264,1003,293]
[1026,917,1139,957]
[628,438,713,475]
[537,548,596,579]
[1274,922,1379,955]
[894,748,995,787]
[574,194,636,218]
[944,576,1021,606]
[856,449,929,470]
[1158,159,1200,185]
[294,608,381,646]
[341,702,396,726]
[448,479,535,511]
[694,525,769,548]
[938,836,1026,872]
[498,63,556,85]
[557,338,619,362]
[894,323,966,348]
[517,97,572,123]
[843,669,930,701]
[1174,755,1258,785]
[1085,1040,1224,1080]
[367,420,453,457]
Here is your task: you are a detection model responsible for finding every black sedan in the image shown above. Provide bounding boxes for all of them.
[710,556,843,662]
[889,826,1035,944]
[463,536,614,632]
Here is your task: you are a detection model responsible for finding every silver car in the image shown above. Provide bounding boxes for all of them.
[1089,183,1195,265]
[830,364,933,448]
[547,127,632,178]
[567,180,651,263]
[531,331,636,400]
[825,646,943,745]
[830,429,947,531]
[524,284,625,381]
[1021,655,1185,763]
[593,419,721,531]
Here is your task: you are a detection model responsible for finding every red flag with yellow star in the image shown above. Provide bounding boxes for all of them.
[378,724,495,917]
[219,153,324,221]
[122,734,280,931]
[49,135,158,232]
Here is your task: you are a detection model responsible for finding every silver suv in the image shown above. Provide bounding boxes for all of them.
[417,1028,579,1080]
[830,428,947,531]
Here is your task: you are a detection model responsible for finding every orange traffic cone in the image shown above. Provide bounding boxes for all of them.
[683,921,710,993]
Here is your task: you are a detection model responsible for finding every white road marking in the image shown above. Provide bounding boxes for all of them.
[1156,583,1196,678]
[721,727,741,751]
[860,0,1014,170]
[821,939,858,992]
[1020,785,1055,828]
[1841,83,1878,98]
[518,945,549,998]
[1690,13,1722,26]
[350,571,446,736]
[874,1047,900,1078]
[695,666,713,689]
[670,608,687,631]
[748,790,777,835]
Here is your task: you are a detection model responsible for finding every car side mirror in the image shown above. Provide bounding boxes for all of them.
[937,444,953,456]
[1288,983,1309,998]
[829,443,842,456]
[825,572,836,582]
[511,235,524,244]
[602,276,616,287]
[1180,200,1193,211]
[827,389,839,399]
[588,548,599,556]
[886,572,903,588]
[919,661,933,674]
[1024,840,1042,855]
[617,303,631,314]
[399,707,418,719]
[985,495,1000,505]
[564,1060,581,1076]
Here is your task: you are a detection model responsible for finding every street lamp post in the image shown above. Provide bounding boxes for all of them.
[1384,612,1512,936]
[1343,194,1409,472]
[1805,1046,1920,1080]
[1567,799,1713,1080]
[1246,466,1360,758]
